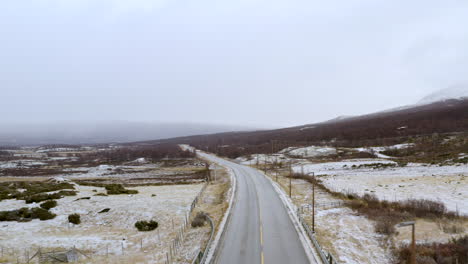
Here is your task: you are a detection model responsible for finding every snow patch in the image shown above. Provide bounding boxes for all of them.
[419,85,468,104]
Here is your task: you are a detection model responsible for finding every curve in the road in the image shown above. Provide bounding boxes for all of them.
[199,152,320,264]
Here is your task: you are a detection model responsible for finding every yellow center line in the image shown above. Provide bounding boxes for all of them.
[260,225,264,245]
[259,207,264,264]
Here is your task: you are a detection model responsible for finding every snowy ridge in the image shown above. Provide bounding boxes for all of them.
[419,85,468,105]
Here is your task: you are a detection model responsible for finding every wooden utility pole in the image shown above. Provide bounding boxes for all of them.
[205,163,211,182]
[411,224,416,264]
[397,221,416,264]
[289,161,292,198]
[312,182,315,232]
[213,166,217,182]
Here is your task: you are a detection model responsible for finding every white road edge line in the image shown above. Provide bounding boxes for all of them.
[261,170,323,264]
[198,153,238,264]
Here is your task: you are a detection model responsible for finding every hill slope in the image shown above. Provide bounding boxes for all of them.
[419,85,468,105]
[0,122,253,146]
[146,98,468,157]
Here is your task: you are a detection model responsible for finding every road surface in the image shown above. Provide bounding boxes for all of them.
[198,152,319,264]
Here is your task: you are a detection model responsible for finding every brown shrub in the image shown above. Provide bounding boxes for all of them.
[397,235,468,264]
[191,212,208,228]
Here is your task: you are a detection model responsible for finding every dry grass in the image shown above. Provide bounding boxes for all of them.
[263,169,393,263]
[0,177,49,182]
[173,166,231,264]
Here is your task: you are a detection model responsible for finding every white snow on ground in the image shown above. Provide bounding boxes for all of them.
[354,143,414,159]
[295,160,468,214]
[48,157,78,161]
[37,148,78,153]
[293,159,396,176]
[314,207,392,264]
[271,175,393,264]
[280,146,337,158]
[62,164,161,178]
[134,158,147,164]
[236,153,293,166]
[0,160,47,168]
[0,184,203,263]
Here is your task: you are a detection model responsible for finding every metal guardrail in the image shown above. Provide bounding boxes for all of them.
[190,183,209,215]
[165,181,209,264]
[198,215,215,264]
[296,209,338,264]
[191,250,203,264]
[193,166,237,264]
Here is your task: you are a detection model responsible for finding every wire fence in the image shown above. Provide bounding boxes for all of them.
[0,181,211,264]
[164,181,209,264]
[296,209,338,264]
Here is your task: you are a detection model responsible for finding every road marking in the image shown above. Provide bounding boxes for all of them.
[259,196,264,264]
[260,225,263,245]
[251,167,265,264]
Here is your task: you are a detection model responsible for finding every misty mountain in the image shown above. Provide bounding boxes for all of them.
[149,90,468,157]
[418,85,468,105]
[325,85,468,123]
[0,122,255,146]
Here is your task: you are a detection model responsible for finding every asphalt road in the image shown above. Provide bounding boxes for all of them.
[198,152,318,264]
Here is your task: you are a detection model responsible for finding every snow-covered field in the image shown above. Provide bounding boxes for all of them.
[0,183,204,264]
[0,160,47,168]
[314,207,393,264]
[293,160,468,214]
[280,146,337,158]
[271,175,393,264]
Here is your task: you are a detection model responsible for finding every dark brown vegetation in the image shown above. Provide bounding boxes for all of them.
[0,144,197,177]
[98,208,111,213]
[68,213,81,225]
[0,181,75,202]
[135,220,158,231]
[23,190,76,203]
[76,144,195,166]
[381,134,468,164]
[0,207,56,222]
[147,99,468,159]
[397,235,468,264]
[287,173,463,235]
[191,212,208,228]
[104,184,138,195]
[0,168,71,177]
[0,150,12,158]
[40,200,58,210]
[75,168,208,187]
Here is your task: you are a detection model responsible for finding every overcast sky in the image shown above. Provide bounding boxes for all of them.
[1,0,467,128]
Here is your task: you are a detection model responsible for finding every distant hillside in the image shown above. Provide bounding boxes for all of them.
[0,122,253,146]
[145,98,468,157]
[419,85,468,105]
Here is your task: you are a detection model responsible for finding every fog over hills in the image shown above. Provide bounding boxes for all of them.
[0,122,255,146]
[418,85,468,105]
[2,85,467,147]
